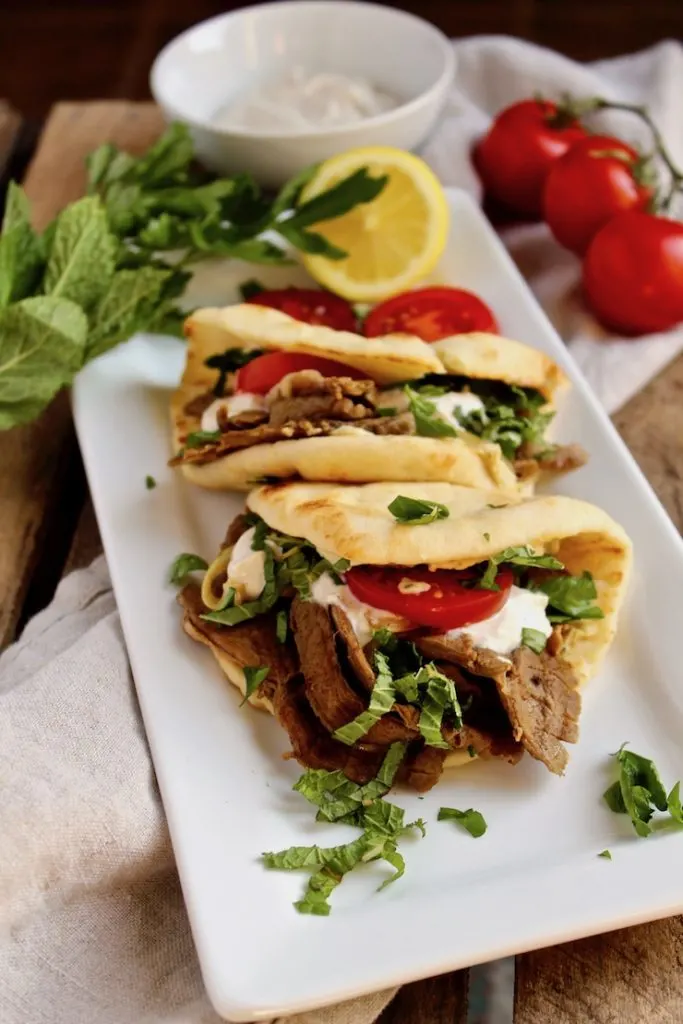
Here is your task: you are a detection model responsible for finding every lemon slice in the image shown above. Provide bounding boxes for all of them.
[298,146,449,302]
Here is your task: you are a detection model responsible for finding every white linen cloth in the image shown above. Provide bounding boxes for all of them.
[2,36,682,1024]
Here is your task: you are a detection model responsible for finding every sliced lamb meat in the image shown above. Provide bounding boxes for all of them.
[178,584,297,697]
[497,647,581,775]
[290,598,419,745]
[267,371,378,427]
[330,605,377,692]
[273,673,384,784]
[216,408,269,431]
[171,413,412,466]
[443,722,523,764]
[399,744,448,793]
[415,633,511,681]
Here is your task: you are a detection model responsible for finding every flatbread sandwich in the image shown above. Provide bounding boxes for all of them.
[170,304,585,492]
[176,480,630,792]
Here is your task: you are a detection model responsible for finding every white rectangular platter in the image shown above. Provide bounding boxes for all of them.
[72,188,683,1022]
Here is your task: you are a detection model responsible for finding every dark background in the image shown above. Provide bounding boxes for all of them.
[3,0,683,120]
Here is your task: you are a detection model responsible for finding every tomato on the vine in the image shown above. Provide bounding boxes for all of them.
[363,286,498,341]
[543,135,653,255]
[473,100,586,217]
[583,211,683,336]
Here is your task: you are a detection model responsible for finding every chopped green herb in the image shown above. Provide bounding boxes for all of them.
[455,381,553,460]
[534,570,604,623]
[478,544,564,591]
[598,849,612,860]
[417,666,462,749]
[521,627,548,654]
[483,532,490,541]
[603,745,672,837]
[168,552,208,585]
[239,278,264,301]
[145,474,156,490]
[204,347,262,396]
[333,651,397,745]
[667,781,683,825]
[388,495,450,526]
[486,503,508,509]
[404,385,458,438]
[184,429,221,449]
[241,665,270,705]
[438,807,487,838]
[275,608,288,644]
[467,744,476,758]
[376,406,398,417]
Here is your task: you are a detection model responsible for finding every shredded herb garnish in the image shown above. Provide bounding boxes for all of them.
[603,744,682,837]
[438,807,488,838]
[388,495,450,526]
[168,552,208,585]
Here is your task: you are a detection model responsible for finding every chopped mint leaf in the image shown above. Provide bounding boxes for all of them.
[332,650,397,745]
[667,781,683,825]
[184,429,221,449]
[467,744,476,758]
[204,347,262,396]
[168,552,208,585]
[521,627,547,654]
[404,385,458,438]
[145,474,156,490]
[294,869,341,915]
[438,807,487,838]
[417,666,462,749]
[598,849,612,860]
[603,745,670,837]
[535,570,604,622]
[376,406,398,417]
[478,545,564,592]
[240,665,270,705]
[239,278,264,301]
[276,608,288,644]
[388,495,450,526]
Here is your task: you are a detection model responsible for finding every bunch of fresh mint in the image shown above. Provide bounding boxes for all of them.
[0,123,387,431]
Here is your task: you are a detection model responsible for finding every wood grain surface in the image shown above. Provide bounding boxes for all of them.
[0,102,162,646]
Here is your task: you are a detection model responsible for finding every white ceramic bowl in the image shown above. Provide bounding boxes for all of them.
[150,1,455,187]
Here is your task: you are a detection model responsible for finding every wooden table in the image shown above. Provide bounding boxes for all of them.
[3,101,683,1024]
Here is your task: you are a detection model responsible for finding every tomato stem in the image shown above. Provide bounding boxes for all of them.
[587,99,683,212]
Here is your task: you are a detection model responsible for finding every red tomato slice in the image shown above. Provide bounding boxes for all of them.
[345,565,513,631]
[364,287,499,341]
[235,351,367,395]
[247,288,357,332]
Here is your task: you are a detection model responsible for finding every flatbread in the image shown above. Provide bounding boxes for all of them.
[248,480,632,687]
[432,332,569,401]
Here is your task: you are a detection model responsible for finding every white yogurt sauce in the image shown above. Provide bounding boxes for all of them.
[310,572,409,647]
[213,67,397,133]
[431,391,486,431]
[200,392,267,432]
[225,527,266,602]
[445,585,552,657]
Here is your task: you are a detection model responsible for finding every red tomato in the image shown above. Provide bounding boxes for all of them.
[544,135,653,255]
[583,211,683,336]
[364,287,498,341]
[473,100,586,217]
[345,566,513,631]
[247,288,357,332]
[235,351,366,395]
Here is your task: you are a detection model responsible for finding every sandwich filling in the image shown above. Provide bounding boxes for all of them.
[178,511,604,791]
[171,350,586,481]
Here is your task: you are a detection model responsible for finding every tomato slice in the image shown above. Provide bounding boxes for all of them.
[345,565,513,631]
[247,288,357,332]
[364,287,499,341]
[235,351,367,395]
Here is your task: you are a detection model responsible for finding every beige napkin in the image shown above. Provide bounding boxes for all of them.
[0,557,395,1024]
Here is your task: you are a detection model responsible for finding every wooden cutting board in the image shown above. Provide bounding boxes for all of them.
[2,100,683,1024]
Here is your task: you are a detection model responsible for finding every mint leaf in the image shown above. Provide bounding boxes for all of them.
[0,182,45,306]
[185,429,221,448]
[0,296,88,428]
[332,651,397,745]
[667,781,683,825]
[603,745,669,837]
[598,849,612,860]
[44,196,116,311]
[418,668,462,749]
[388,495,450,526]
[294,869,341,915]
[241,665,270,705]
[535,570,604,622]
[438,807,487,838]
[521,627,547,654]
[145,475,156,490]
[276,608,288,644]
[169,552,208,585]
[404,385,458,438]
[479,545,564,592]
[87,266,173,359]
[128,122,194,188]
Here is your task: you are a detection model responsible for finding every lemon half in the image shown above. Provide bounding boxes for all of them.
[298,146,449,302]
